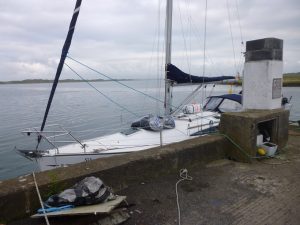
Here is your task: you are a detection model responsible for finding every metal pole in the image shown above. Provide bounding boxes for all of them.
[160,129,163,147]
[164,0,173,116]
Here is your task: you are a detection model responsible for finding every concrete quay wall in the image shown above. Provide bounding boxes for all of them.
[0,135,229,222]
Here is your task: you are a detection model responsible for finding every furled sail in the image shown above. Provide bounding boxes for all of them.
[38,0,82,145]
[166,63,235,84]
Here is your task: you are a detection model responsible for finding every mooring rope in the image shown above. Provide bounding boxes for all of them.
[32,172,50,225]
[176,169,193,225]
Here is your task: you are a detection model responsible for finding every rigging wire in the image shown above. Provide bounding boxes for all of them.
[176,0,192,79]
[64,63,139,117]
[188,17,224,76]
[201,0,208,105]
[156,0,163,115]
[235,0,244,74]
[183,0,200,103]
[172,84,203,115]
[70,58,199,118]
[185,0,192,77]
[226,0,238,75]
[66,56,187,113]
[208,84,216,97]
[141,0,165,117]
[67,56,167,106]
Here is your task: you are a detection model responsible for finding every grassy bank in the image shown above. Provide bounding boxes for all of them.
[224,72,300,87]
[282,72,300,86]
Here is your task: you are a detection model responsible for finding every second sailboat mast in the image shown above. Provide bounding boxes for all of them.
[164,0,173,115]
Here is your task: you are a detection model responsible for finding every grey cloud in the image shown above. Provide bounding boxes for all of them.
[0,0,299,81]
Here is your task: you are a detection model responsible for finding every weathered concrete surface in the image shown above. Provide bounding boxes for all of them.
[8,126,300,225]
[219,109,289,162]
[0,135,229,223]
[115,126,300,225]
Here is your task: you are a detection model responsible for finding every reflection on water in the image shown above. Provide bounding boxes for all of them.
[0,81,299,180]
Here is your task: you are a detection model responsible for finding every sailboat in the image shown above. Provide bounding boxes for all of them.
[17,0,241,171]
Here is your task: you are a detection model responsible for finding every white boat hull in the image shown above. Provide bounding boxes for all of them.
[36,153,117,171]
[34,111,220,171]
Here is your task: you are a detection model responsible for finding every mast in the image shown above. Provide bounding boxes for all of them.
[164,0,173,115]
[37,0,82,147]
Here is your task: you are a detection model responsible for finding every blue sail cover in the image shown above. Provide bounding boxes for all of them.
[167,64,235,84]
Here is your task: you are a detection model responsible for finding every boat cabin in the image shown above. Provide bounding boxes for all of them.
[203,94,242,113]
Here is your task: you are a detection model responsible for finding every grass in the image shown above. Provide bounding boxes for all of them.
[283,72,300,86]
[224,72,300,87]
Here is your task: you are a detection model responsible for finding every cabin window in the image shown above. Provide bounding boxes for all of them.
[203,97,222,111]
[218,99,242,112]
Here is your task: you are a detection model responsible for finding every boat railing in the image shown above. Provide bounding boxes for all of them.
[22,124,86,154]
[186,115,219,136]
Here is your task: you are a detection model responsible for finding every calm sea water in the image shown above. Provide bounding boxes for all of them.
[0,81,299,180]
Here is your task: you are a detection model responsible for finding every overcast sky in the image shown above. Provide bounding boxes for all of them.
[0,0,299,81]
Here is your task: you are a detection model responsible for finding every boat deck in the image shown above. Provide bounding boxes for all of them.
[45,111,219,156]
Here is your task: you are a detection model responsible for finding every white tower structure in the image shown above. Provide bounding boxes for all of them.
[242,38,283,110]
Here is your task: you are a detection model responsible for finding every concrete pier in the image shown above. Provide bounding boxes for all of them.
[3,126,300,225]
[0,135,230,223]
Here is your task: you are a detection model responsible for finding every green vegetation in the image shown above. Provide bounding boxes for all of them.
[224,72,300,87]
[282,72,300,86]
[44,171,66,199]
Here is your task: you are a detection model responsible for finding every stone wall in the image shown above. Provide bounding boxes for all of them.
[0,135,229,223]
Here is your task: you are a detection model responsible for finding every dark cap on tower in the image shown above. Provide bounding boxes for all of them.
[245,38,283,62]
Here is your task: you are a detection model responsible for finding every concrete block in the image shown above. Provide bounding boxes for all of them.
[219,109,289,162]
[246,38,283,51]
[245,49,282,62]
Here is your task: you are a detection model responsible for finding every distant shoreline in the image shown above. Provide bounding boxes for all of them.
[0,78,135,85]
[0,73,299,86]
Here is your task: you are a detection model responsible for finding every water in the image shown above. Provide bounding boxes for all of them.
[0,81,299,180]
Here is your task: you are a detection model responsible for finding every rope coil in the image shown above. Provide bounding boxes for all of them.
[176,168,193,225]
